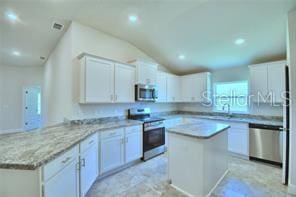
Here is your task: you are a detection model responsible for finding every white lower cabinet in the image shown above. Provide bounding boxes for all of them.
[80,134,99,197]
[100,130,125,174]
[100,126,142,174]
[125,130,143,163]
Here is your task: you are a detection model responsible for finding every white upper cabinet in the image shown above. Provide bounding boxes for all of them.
[249,60,285,103]
[80,57,114,103]
[181,72,211,102]
[79,55,135,103]
[156,71,167,102]
[129,59,158,85]
[268,62,286,103]
[167,74,181,102]
[114,63,136,103]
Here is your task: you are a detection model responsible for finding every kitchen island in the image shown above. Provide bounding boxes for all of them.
[167,120,230,197]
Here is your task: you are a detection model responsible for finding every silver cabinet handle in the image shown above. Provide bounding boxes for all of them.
[110,95,113,101]
[89,140,94,145]
[61,157,71,164]
[115,94,118,101]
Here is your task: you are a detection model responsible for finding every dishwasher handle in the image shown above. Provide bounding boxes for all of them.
[248,123,282,131]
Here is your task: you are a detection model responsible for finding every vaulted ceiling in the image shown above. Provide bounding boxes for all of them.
[1,0,296,74]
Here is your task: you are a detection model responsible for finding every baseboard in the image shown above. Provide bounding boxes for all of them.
[0,128,23,134]
[288,183,296,195]
[170,170,229,197]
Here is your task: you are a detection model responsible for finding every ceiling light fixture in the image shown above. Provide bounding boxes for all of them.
[5,11,18,22]
[235,38,245,45]
[128,14,138,23]
[12,50,20,56]
[178,54,186,60]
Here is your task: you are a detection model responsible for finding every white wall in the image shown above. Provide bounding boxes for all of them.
[0,65,44,133]
[179,66,283,116]
[44,22,174,126]
[287,9,296,195]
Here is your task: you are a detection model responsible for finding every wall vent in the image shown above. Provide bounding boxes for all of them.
[52,22,64,31]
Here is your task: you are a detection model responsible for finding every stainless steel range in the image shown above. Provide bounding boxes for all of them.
[128,108,165,161]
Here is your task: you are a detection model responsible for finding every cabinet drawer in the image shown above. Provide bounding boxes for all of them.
[101,128,124,139]
[43,145,79,182]
[125,125,142,135]
[80,133,99,153]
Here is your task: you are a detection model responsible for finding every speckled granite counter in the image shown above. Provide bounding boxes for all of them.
[0,119,142,170]
[157,112,283,126]
[167,120,230,139]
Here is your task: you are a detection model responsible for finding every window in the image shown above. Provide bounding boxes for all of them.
[214,81,248,113]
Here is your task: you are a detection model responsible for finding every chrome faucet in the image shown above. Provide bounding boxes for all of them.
[222,103,231,115]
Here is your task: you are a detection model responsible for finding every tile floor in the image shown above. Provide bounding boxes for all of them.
[87,154,293,197]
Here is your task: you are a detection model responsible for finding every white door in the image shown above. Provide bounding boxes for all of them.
[114,63,135,103]
[156,72,167,102]
[100,135,124,174]
[23,86,41,131]
[80,144,99,197]
[85,57,114,103]
[125,132,142,163]
[137,63,157,85]
[268,62,285,103]
[249,64,268,102]
[44,160,79,197]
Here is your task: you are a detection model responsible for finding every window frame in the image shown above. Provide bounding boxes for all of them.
[213,80,249,114]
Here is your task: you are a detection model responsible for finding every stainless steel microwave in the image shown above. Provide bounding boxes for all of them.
[135,84,158,102]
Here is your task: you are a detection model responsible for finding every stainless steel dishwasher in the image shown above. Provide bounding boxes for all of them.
[249,123,283,166]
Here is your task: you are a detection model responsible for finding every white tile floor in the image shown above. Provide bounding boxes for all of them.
[87,154,293,197]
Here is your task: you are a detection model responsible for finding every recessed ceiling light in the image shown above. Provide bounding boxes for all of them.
[5,11,18,22]
[235,38,245,45]
[128,15,138,23]
[178,54,186,60]
[12,50,20,56]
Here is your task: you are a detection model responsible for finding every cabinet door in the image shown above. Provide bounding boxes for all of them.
[115,63,135,103]
[80,144,99,197]
[181,75,192,102]
[44,159,79,197]
[156,72,167,102]
[167,74,181,102]
[228,128,249,156]
[85,57,114,103]
[249,64,268,102]
[125,131,143,163]
[137,63,157,85]
[100,135,124,174]
[268,62,285,103]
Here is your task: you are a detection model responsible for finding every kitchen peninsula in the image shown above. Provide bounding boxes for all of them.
[167,120,230,197]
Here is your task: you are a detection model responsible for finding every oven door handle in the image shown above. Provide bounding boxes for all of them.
[144,126,165,132]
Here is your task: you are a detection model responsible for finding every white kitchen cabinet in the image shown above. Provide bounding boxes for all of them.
[43,146,80,197]
[228,128,249,156]
[79,55,136,103]
[268,62,285,103]
[129,59,158,85]
[80,134,99,197]
[249,60,285,103]
[167,74,181,102]
[114,63,136,103]
[156,71,167,102]
[80,56,114,103]
[100,129,125,174]
[181,72,211,102]
[125,130,143,163]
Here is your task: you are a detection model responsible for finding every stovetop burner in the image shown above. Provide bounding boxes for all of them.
[134,117,165,123]
[128,108,164,123]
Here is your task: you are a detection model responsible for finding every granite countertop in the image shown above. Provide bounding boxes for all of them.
[0,119,142,170]
[159,113,283,126]
[167,120,230,139]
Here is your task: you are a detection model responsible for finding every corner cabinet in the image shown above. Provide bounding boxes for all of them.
[128,59,158,85]
[249,60,286,103]
[79,55,135,103]
[181,72,211,102]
